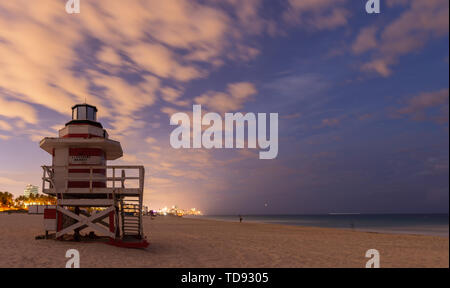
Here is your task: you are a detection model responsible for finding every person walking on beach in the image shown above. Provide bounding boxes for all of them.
[239,215,243,223]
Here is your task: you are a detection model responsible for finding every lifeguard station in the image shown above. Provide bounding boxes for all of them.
[39,104,148,248]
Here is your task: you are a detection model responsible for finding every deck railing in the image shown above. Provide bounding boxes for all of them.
[42,165,145,194]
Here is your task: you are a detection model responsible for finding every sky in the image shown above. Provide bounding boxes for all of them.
[0,0,448,215]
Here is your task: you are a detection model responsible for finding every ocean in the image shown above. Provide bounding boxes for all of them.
[187,214,449,237]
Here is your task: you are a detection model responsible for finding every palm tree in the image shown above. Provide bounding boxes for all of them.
[0,191,14,208]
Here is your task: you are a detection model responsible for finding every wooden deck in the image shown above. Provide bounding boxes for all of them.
[44,188,142,196]
[41,165,146,240]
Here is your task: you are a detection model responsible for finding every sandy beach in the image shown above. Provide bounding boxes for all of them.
[0,213,448,268]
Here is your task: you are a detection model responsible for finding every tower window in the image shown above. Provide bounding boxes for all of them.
[72,104,98,121]
[77,106,87,119]
[87,106,96,121]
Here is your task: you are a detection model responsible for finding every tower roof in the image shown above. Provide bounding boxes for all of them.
[71,103,98,112]
[67,103,102,128]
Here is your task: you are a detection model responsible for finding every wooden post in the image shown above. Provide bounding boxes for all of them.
[57,210,63,240]
[121,170,125,188]
[109,209,115,240]
[139,167,144,236]
[42,167,45,194]
[65,165,68,193]
[112,167,115,188]
[74,206,81,241]
[89,166,93,193]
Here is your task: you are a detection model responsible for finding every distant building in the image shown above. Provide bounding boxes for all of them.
[24,184,39,198]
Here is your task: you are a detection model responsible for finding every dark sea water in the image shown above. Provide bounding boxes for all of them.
[187,214,449,237]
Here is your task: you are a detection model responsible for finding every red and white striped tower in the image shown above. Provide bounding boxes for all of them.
[41,104,122,196]
[40,104,148,247]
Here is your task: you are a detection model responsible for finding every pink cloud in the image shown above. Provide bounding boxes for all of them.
[321,117,341,127]
[352,26,378,55]
[396,88,449,124]
[0,0,266,135]
[354,0,449,76]
[284,0,350,30]
[195,82,257,113]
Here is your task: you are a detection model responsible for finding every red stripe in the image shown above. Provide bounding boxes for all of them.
[63,133,103,138]
[68,169,106,175]
[57,211,63,233]
[68,181,107,188]
[69,163,105,166]
[109,211,115,236]
[69,148,104,156]
[44,208,56,219]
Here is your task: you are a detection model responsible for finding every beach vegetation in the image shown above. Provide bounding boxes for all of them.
[0,191,56,211]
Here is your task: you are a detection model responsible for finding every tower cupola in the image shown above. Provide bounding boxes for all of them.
[72,104,97,121]
[67,104,102,128]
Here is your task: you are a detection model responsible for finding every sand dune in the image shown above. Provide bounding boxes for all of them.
[0,214,448,268]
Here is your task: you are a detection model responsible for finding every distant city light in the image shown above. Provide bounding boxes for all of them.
[153,205,203,216]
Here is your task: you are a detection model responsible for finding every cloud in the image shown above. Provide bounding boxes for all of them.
[358,113,373,121]
[321,117,342,128]
[97,47,122,66]
[0,176,28,188]
[160,87,190,107]
[220,0,280,37]
[0,96,37,124]
[0,3,87,116]
[19,127,58,142]
[0,134,11,140]
[92,74,159,114]
[281,113,302,120]
[222,0,265,34]
[284,0,350,30]
[0,0,267,138]
[150,177,174,186]
[264,73,329,109]
[362,59,392,78]
[0,120,12,131]
[126,43,204,82]
[354,0,449,76]
[2,0,446,213]
[352,26,378,54]
[121,154,141,164]
[195,82,257,113]
[396,88,449,124]
[145,137,157,144]
[0,0,350,140]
